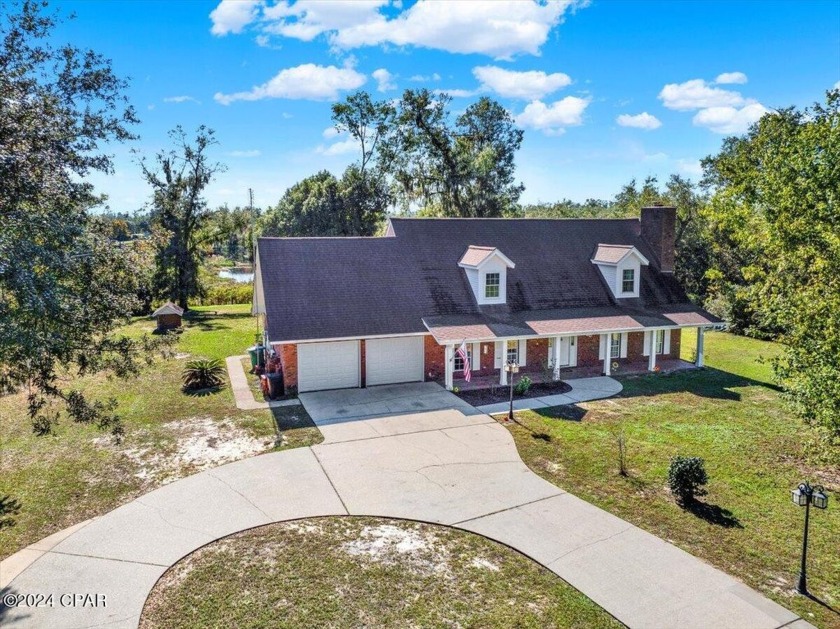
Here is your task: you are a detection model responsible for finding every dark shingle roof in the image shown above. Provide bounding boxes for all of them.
[258,218,718,343]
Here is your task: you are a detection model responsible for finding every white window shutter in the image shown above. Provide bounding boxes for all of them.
[494,342,503,368]
[664,330,671,355]
[518,340,528,367]
[620,333,628,358]
[643,331,651,356]
[471,343,481,370]
[599,334,606,360]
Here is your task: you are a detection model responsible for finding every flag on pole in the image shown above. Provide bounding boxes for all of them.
[456,341,471,382]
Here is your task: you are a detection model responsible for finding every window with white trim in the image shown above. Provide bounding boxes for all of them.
[622,269,635,293]
[454,348,472,372]
[610,333,622,359]
[506,339,518,364]
[485,272,500,298]
[656,330,665,354]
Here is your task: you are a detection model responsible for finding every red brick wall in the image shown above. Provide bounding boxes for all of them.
[276,343,298,393]
[577,334,601,367]
[626,332,644,360]
[424,335,445,381]
[670,329,681,358]
[523,338,549,374]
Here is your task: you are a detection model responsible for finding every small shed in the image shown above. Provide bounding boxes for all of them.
[151,302,184,332]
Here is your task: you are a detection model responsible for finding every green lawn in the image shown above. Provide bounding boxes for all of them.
[0,304,321,560]
[507,331,839,628]
[140,517,622,629]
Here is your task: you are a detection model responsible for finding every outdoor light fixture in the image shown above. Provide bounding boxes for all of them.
[790,481,828,595]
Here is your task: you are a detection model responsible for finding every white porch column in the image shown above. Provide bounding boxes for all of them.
[602,334,611,376]
[695,327,705,367]
[553,336,562,380]
[444,344,454,390]
[648,330,657,372]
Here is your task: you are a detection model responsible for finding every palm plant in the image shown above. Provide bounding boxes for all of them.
[182,358,226,391]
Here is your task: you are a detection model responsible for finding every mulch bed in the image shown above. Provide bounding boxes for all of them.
[454,379,572,406]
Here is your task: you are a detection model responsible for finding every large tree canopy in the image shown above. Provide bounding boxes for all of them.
[260,166,389,237]
[703,90,840,459]
[330,89,524,218]
[139,125,225,310]
[0,0,167,437]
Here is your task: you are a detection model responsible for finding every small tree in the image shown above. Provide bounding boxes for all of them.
[668,456,708,504]
[182,359,226,391]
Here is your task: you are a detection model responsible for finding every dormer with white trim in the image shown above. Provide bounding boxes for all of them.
[590,244,649,299]
[458,246,516,305]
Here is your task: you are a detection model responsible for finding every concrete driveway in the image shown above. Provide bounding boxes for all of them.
[299,381,482,425]
[3,406,811,629]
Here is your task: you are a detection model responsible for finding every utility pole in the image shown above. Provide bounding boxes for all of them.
[248,187,255,265]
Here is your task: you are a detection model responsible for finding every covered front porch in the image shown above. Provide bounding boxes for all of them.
[436,327,710,392]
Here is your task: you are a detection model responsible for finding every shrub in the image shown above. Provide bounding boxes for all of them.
[668,456,708,503]
[182,359,226,391]
[514,375,532,396]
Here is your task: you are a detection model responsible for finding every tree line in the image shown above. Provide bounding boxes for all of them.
[1,0,838,458]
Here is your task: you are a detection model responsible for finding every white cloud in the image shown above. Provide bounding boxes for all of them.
[163,95,200,104]
[372,68,396,92]
[322,126,340,139]
[316,135,359,156]
[410,73,441,82]
[214,63,366,104]
[659,79,746,111]
[715,71,748,85]
[228,150,262,158]
[433,88,479,98]
[616,112,661,130]
[472,66,572,100]
[210,0,262,36]
[223,0,579,59]
[692,103,769,134]
[515,96,590,135]
[677,159,703,177]
[834,80,840,90]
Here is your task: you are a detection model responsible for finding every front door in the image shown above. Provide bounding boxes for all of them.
[557,336,571,366]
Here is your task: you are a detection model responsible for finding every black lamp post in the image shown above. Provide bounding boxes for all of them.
[505,360,519,421]
[790,481,828,595]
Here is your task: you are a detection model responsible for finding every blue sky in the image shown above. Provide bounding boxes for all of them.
[55,0,840,212]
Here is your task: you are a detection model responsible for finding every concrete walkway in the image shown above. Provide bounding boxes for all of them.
[2,409,811,629]
[226,355,300,410]
[476,375,623,415]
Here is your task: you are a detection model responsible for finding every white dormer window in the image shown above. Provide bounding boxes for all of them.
[458,246,515,305]
[591,244,648,299]
[485,273,500,298]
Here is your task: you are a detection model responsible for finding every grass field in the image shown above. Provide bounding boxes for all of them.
[140,517,622,629]
[0,305,321,560]
[506,331,839,628]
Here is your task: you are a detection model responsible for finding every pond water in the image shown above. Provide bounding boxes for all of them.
[218,268,254,283]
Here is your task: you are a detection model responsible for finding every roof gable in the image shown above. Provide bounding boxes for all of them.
[591,244,649,266]
[151,302,184,317]
[458,245,516,269]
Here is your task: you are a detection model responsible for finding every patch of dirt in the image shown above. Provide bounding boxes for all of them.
[455,379,572,406]
[341,523,451,577]
[94,417,273,485]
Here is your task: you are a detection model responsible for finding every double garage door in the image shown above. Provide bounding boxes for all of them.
[296,336,424,393]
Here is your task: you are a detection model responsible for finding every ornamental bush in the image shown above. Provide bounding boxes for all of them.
[182,359,226,391]
[514,375,532,396]
[668,456,708,504]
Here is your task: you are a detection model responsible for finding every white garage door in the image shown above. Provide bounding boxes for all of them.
[366,336,425,386]
[297,341,360,393]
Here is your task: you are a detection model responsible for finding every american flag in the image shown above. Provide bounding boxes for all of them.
[456,341,471,382]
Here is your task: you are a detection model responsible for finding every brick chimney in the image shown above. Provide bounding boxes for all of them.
[640,205,676,273]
